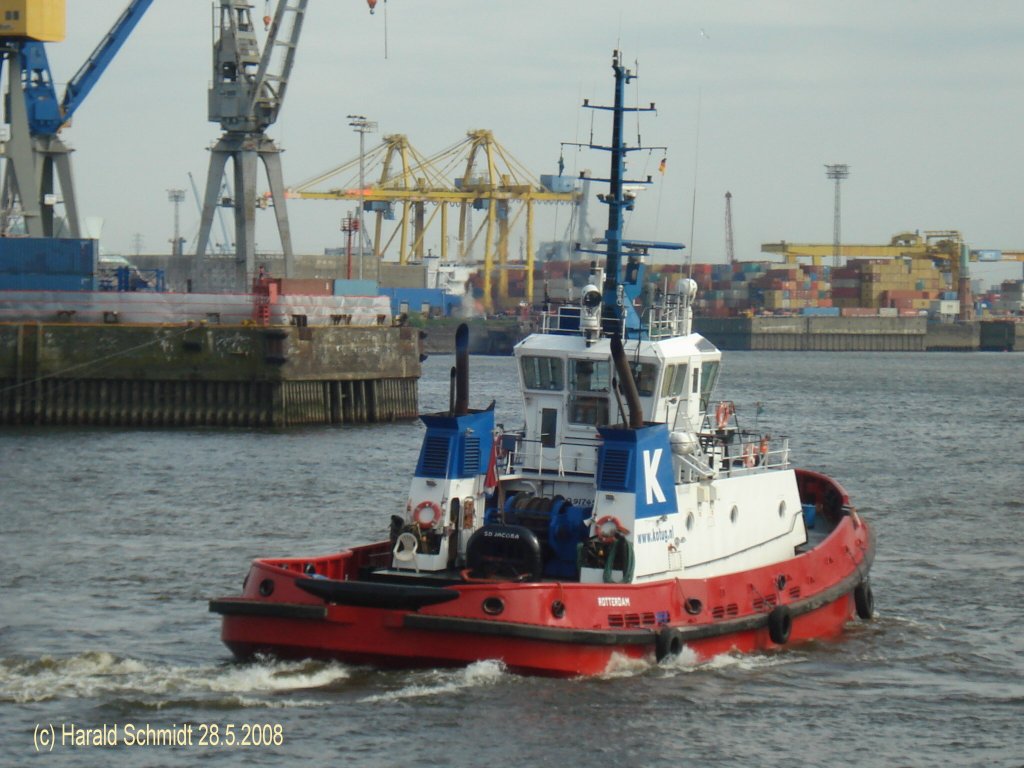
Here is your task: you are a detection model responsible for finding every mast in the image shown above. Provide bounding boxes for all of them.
[570,51,682,339]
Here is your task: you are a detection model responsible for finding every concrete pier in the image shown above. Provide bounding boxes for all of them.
[0,323,421,427]
[696,316,1020,352]
[695,316,927,351]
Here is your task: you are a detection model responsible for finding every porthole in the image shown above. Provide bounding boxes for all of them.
[685,512,695,531]
[258,578,275,597]
[482,597,505,616]
[778,500,787,519]
[730,505,739,524]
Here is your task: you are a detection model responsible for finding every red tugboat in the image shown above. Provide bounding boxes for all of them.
[210,51,876,677]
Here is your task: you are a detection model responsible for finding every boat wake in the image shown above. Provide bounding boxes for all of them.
[597,646,807,681]
[359,660,509,703]
[0,651,350,709]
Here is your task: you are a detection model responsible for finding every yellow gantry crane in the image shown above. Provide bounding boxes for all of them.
[763,231,1024,283]
[290,130,579,310]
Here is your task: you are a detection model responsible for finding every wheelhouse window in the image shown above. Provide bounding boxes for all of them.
[699,360,720,411]
[569,358,610,425]
[628,361,658,397]
[521,356,564,391]
[660,363,688,398]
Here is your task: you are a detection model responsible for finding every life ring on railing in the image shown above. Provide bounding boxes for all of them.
[594,515,630,544]
[412,500,442,527]
[742,443,756,468]
[715,402,731,430]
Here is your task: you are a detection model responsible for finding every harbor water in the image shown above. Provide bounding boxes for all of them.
[1,351,1021,766]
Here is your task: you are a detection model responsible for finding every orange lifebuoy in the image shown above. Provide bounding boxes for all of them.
[715,401,732,430]
[742,443,756,468]
[594,515,630,543]
[412,500,442,527]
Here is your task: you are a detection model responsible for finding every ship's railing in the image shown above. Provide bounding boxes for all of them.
[675,450,716,483]
[645,297,686,339]
[694,401,791,476]
[539,305,583,335]
[704,435,791,477]
[538,305,628,339]
[501,433,601,477]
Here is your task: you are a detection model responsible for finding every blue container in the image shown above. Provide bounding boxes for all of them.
[0,237,97,276]
[333,279,378,296]
[801,503,817,529]
[540,174,575,194]
[0,273,96,291]
[382,287,464,317]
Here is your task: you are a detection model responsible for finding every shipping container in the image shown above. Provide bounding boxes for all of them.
[278,278,334,296]
[333,279,379,296]
[0,237,96,275]
[0,273,95,291]
[539,175,576,194]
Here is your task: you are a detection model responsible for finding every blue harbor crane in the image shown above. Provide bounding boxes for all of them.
[195,0,308,291]
[0,0,154,237]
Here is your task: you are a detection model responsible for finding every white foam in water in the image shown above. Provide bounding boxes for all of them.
[0,651,350,707]
[599,651,655,678]
[595,645,805,680]
[359,660,508,703]
[674,648,806,675]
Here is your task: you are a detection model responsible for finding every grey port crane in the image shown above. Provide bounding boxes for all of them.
[195,0,308,291]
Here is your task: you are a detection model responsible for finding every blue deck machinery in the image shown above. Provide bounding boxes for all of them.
[0,0,154,238]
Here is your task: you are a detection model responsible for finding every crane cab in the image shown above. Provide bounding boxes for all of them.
[0,1,65,42]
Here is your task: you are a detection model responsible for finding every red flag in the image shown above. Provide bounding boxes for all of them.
[484,431,502,495]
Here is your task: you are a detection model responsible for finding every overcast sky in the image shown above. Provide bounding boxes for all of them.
[36,1,1024,287]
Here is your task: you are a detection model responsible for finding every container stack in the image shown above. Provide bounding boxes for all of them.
[841,259,945,314]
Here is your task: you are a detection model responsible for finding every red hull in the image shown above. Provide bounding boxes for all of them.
[212,474,874,677]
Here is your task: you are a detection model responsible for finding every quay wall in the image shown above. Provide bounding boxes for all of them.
[695,316,927,351]
[421,319,525,355]
[925,322,979,351]
[0,323,421,427]
[697,317,1020,352]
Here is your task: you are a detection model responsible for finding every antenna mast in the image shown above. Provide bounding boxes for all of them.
[724,190,735,266]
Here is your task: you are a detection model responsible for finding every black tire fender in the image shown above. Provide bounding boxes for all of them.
[854,580,874,620]
[767,605,792,645]
[655,627,684,661]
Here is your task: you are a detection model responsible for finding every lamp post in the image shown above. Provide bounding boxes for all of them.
[824,164,849,268]
[347,115,377,279]
[167,188,185,257]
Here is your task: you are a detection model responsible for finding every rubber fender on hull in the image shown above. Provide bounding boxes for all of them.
[294,578,459,610]
[655,627,684,661]
[854,580,875,620]
[767,605,792,645]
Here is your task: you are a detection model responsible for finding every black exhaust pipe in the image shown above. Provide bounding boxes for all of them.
[454,323,470,416]
[611,333,643,429]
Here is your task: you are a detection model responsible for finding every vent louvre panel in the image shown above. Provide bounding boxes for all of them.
[600,448,631,489]
[463,437,481,475]
[420,436,449,476]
